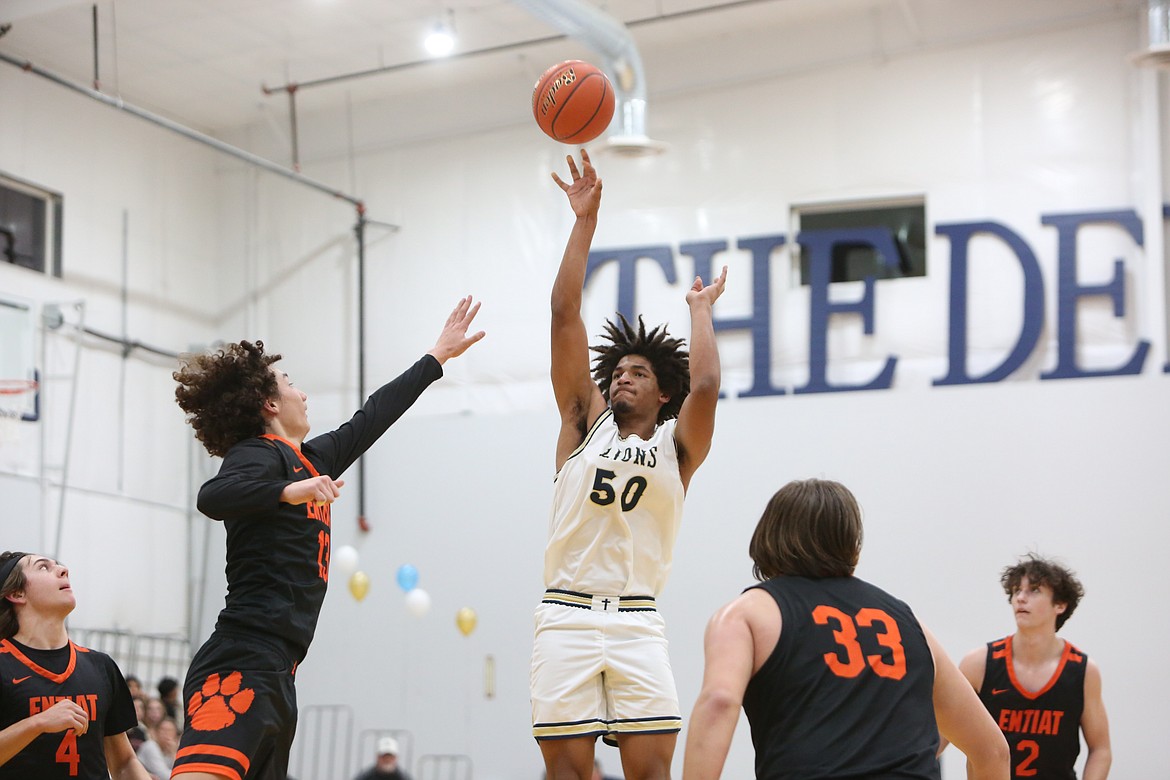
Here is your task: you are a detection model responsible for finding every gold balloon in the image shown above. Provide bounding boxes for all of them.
[349,570,370,602]
[455,607,477,636]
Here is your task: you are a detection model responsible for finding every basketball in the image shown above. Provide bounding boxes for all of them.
[532,60,616,145]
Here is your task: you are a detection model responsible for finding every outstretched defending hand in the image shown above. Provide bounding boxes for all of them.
[552,148,602,219]
[428,295,486,365]
[687,264,729,308]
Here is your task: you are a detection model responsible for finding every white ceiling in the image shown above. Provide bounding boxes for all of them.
[0,0,1149,156]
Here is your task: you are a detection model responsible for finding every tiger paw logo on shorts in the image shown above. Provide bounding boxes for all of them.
[188,671,256,731]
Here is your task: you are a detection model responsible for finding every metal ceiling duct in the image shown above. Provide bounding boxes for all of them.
[1131,0,1170,67]
[511,0,666,156]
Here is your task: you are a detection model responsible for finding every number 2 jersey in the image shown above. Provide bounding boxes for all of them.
[544,408,683,597]
[0,638,136,779]
[977,636,1086,779]
[197,354,443,662]
[743,576,940,780]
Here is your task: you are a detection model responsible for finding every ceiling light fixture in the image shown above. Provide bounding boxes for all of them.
[424,10,456,57]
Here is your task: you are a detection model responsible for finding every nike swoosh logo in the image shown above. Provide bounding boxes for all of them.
[293,466,304,473]
[992,688,1010,695]
[12,676,30,684]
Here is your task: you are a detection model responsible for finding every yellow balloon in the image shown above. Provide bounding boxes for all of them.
[455,607,477,636]
[349,570,370,602]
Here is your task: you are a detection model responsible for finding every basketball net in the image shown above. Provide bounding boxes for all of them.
[0,379,37,448]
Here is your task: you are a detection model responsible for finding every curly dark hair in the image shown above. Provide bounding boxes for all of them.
[591,314,689,424]
[0,551,30,640]
[174,341,281,458]
[1000,553,1085,631]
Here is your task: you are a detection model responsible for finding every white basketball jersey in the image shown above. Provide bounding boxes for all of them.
[544,408,684,596]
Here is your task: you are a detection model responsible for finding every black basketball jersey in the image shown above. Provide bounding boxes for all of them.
[978,636,1086,779]
[197,354,442,661]
[743,576,940,780]
[0,638,136,779]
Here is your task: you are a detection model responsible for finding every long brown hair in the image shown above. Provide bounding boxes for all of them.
[0,551,30,640]
[749,480,863,580]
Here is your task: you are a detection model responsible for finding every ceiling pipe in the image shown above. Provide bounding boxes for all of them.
[0,50,363,207]
[510,0,666,156]
[1132,0,1170,67]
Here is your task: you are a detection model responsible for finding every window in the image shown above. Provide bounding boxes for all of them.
[0,173,63,277]
[794,198,926,285]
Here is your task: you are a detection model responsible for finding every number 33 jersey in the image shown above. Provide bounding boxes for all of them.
[545,409,683,597]
[743,576,941,780]
[0,638,137,779]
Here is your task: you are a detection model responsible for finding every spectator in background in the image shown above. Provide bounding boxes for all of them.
[156,677,181,722]
[142,697,166,743]
[136,717,179,779]
[125,674,144,702]
[352,736,411,780]
[126,697,148,751]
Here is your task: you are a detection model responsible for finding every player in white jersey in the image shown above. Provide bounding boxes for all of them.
[532,148,727,780]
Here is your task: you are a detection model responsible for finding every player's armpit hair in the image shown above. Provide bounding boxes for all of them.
[174,341,281,458]
[591,314,689,424]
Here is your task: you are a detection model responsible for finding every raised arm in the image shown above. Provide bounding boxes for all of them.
[1080,659,1111,780]
[309,296,485,474]
[675,266,727,488]
[925,628,1009,780]
[427,295,485,365]
[549,149,606,465]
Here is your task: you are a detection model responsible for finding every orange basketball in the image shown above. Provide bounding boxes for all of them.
[532,60,616,145]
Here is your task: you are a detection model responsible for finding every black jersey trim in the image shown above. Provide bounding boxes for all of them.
[554,408,614,481]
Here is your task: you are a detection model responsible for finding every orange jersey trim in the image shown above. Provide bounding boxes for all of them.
[1002,635,1076,700]
[172,763,243,780]
[174,744,251,778]
[0,638,78,683]
[261,433,321,477]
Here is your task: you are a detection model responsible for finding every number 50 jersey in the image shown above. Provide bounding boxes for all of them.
[743,576,941,780]
[545,409,683,598]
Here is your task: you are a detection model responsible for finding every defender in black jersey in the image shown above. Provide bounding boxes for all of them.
[0,551,150,779]
[957,555,1111,780]
[682,479,1009,780]
[171,297,483,780]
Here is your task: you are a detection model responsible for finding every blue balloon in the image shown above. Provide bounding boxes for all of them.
[396,564,419,592]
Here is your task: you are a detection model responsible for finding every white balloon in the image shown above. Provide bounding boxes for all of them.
[333,545,359,576]
[404,588,432,617]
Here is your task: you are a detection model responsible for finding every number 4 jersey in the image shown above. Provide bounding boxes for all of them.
[743,576,941,780]
[0,638,137,779]
[545,409,683,597]
[977,636,1086,780]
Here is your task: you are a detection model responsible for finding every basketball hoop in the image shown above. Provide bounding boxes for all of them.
[0,379,37,396]
[0,380,37,446]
